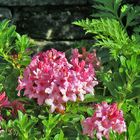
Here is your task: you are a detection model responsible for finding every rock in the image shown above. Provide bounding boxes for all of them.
[15,6,91,40]
[31,39,94,52]
[0,0,88,6]
[0,8,12,20]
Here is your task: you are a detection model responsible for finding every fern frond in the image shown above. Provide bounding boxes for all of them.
[74,18,129,44]
[133,26,140,35]
[92,0,123,25]
[92,12,117,19]
[128,35,140,55]
[73,18,130,58]
[92,0,140,30]
[125,6,140,28]
[92,0,118,13]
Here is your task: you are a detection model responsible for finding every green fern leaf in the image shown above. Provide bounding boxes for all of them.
[125,6,140,28]
[91,0,140,30]
[73,18,130,58]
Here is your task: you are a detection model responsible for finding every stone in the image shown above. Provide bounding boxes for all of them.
[31,39,94,52]
[15,6,91,40]
[0,8,12,20]
[0,0,88,6]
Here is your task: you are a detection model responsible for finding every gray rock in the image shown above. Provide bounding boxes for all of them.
[0,0,88,6]
[15,6,91,40]
[32,39,94,52]
[0,8,12,19]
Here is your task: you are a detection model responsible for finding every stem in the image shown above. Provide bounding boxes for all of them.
[45,131,51,140]
[1,53,16,68]
[118,101,124,109]
[118,17,124,29]
[113,8,125,30]
[103,86,106,96]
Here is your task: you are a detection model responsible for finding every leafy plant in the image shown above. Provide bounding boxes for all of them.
[41,114,61,139]
[13,111,38,140]
[74,18,140,105]
[73,0,140,139]
[0,20,32,98]
[1,0,140,139]
[92,0,140,30]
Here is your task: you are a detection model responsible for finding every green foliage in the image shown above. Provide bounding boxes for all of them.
[74,18,140,59]
[0,120,13,140]
[13,111,38,140]
[15,34,31,67]
[73,20,140,106]
[73,0,140,139]
[92,0,122,19]
[73,1,140,103]
[1,0,140,139]
[0,20,31,68]
[126,106,140,140]
[0,20,16,67]
[0,111,38,140]
[54,130,65,140]
[41,114,61,139]
[109,130,126,140]
[0,20,32,68]
[4,68,19,98]
[0,20,32,98]
[92,0,140,30]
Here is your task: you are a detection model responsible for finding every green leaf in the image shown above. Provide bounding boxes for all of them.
[13,111,38,140]
[18,55,31,66]
[16,34,30,53]
[73,18,129,59]
[54,130,65,140]
[0,83,3,91]
[128,121,136,138]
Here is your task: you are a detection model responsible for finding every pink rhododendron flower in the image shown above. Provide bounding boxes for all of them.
[17,49,98,113]
[0,92,10,108]
[82,48,100,69]
[82,102,126,140]
[72,47,100,69]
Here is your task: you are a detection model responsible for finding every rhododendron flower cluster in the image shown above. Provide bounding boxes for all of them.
[17,48,98,112]
[76,47,100,69]
[82,102,126,140]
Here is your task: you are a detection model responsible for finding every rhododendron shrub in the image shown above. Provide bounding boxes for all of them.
[17,49,98,112]
[82,102,126,140]
[1,9,140,138]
